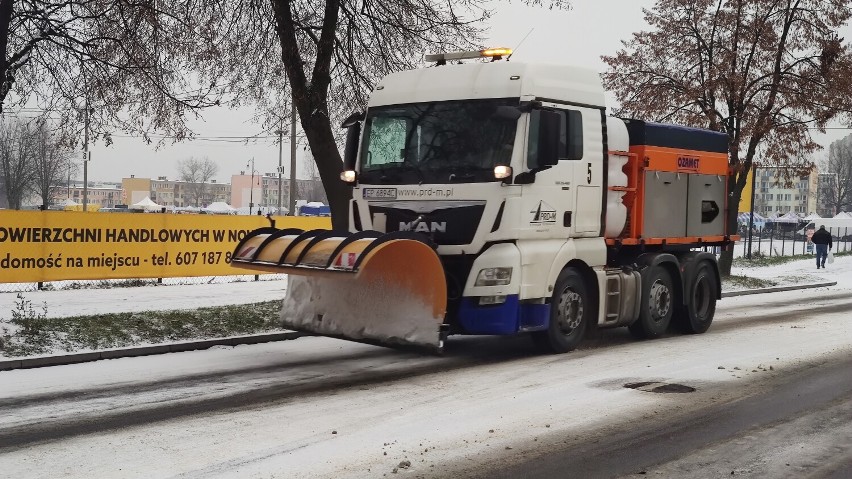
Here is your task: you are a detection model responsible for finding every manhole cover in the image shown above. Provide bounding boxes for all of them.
[624,382,695,393]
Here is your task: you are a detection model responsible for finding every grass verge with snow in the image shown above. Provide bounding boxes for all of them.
[1,298,282,358]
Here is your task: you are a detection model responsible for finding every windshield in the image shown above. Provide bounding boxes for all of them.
[358,99,519,184]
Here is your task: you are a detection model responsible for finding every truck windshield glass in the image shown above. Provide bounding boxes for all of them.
[359,99,519,184]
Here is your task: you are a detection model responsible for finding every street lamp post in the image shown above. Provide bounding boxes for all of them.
[276,124,284,214]
[247,157,256,215]
[289,96,297,216]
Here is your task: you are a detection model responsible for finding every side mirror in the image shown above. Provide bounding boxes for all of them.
[343,120,361,171]
[341,111,364,128]
[537,110,560,167]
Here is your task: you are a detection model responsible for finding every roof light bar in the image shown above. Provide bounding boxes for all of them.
[425,47,513,63]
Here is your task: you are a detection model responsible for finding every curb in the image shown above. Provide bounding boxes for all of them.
[721,281,837,298]
[0,331,306,372]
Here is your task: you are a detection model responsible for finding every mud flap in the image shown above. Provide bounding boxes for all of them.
[230,229,447,351]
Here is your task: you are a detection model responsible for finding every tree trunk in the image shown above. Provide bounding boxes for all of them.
[299,110,352,231]
[719,176,744,277]
[0,0,13,109]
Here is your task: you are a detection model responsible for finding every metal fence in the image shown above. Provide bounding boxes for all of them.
[737,226,851,259]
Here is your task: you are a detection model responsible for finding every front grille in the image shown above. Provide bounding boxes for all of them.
[369,204,485,246]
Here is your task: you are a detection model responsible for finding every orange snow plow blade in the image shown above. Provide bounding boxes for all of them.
[230,228,448,351]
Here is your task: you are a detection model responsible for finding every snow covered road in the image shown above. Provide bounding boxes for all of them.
[1,278,851,478]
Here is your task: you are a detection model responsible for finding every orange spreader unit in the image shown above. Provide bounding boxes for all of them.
[608,120,736,246]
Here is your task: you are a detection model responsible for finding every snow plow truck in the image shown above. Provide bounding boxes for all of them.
[231,48,737,353]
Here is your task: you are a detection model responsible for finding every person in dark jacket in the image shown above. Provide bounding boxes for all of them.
[811,225,833,269]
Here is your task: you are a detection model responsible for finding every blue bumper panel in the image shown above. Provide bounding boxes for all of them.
[458,296,550,335]
[519,303,549,331]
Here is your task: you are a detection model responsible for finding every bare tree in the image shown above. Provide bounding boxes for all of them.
[298,153,328,203]
[821,135,852,214]
[0,1,230,146]
[0,119,34,209]
[30,120,74,208]
[177,156,219,207]
[1,1,569,222]
[184,0,569,228]
[602,0,852,274]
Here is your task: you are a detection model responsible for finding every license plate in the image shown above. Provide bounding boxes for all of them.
[363,188,397,200]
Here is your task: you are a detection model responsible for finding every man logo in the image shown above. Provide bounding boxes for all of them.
[399,221,447,233]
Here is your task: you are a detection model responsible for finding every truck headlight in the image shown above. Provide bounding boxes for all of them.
[474,267,513,286]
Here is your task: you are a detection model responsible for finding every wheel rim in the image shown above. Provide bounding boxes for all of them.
[648,279,671,322]
[693,276,711,319]
[556,287,583,335]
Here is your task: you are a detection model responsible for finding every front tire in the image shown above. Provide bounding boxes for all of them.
[676,261,717,334]
[629,265,674,339]
[532,269,589,353]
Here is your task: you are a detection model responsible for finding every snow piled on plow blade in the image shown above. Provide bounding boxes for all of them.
[278,237,447,351]
[282,274,444,351]
[229,230,447,351]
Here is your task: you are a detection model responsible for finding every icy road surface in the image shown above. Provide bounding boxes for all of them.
[1,291,851,476]
[0,256,851,478]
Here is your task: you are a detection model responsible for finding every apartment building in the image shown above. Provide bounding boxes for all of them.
[54,181,123,208]
[122,175,231,208]
[750,166,818,216]
[231,172,326,211]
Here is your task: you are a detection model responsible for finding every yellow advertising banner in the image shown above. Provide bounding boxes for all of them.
[0,211,331,283]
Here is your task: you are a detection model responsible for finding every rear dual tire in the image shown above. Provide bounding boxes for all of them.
[676,261,717,334]
[628,265,674,340]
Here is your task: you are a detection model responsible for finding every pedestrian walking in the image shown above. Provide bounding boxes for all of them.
[811,225,833,269]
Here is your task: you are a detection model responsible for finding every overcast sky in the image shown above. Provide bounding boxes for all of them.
[81,0,850,183]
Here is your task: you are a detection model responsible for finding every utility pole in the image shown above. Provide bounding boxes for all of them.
[289,97,297,216]
[277,119,283,214]
[82,99,90,211]
[247,157,255,215]
[81,52,91,212]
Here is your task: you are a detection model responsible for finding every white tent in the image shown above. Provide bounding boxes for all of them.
[803,212,822,221]
[234,205,284,216]
[203,201,237,215]
[771,212,800,224]
[130,196,163,212]
[810,215,852,237]
[175,205,201,213]
[834,211,852,219]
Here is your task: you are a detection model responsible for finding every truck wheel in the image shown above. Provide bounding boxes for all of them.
[532,269,589,353]
[628,265,673,339]
[677,261,717,334]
